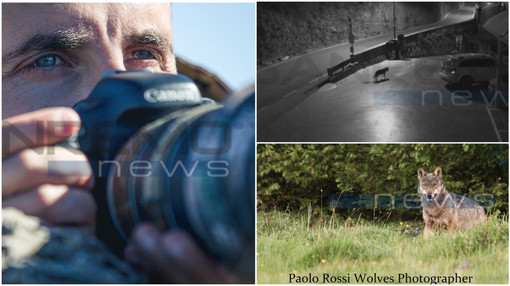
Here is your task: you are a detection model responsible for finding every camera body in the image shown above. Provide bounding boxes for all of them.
[68,70,210,160]
[66,70,255,280]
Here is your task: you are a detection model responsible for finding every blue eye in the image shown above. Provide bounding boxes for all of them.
[131,50,154,60]
[32,54,64,68]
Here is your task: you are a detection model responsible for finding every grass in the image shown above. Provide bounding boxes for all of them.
[257,210,508,284]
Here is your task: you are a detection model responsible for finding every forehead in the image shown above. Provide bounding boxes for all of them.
[2,3,172,46]
[421,173,440,183]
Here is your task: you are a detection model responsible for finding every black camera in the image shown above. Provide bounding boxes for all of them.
[65,70,254,280]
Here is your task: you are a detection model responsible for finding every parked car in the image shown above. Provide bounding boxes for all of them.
[439,53,496,88]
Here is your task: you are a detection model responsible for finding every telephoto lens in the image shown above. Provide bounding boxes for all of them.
[108,85,255,280]
[67,70,255,281]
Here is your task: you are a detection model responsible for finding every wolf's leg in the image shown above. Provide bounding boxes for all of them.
[447,220,456,232]
[423,221,433,239]
[447,210,457,232]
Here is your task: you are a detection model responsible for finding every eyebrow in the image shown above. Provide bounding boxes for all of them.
[2,29,94,64]
[125,30,174,55]
[2,29,174,64]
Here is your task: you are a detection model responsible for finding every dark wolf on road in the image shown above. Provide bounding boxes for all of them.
[373,67,389,81]
[417,167,487,239]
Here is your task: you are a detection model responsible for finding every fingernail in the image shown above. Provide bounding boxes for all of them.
[85,175,95,189]
[135,225,159,252]
[54,109,80,137]
[162,232,186,259]
[47,160,92,178]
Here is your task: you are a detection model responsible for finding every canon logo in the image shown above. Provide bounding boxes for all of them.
[144,88,199,103]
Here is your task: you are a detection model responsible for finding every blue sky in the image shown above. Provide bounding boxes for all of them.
[172,3,255,91]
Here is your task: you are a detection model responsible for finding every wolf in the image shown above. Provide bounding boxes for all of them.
[373,67,389,81]
[417,167,487,239]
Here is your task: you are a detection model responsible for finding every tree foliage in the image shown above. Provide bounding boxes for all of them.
[257,2,462,65]
[257,144,508,217]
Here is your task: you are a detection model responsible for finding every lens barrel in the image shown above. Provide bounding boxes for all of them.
[107,87,255,280]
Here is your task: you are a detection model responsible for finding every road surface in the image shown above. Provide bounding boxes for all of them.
[257,6,484,140]
[258,57,508,142]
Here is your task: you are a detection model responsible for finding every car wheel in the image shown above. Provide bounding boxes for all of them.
[459,76,473,89]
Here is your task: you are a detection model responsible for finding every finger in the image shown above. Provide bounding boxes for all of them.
[2,184,96,227]
[125,225,174,281]
[124,243,154,271]
[126,224,239,283]
[2,107,80,157]
[2,146,93,198]
[158,231,240,283]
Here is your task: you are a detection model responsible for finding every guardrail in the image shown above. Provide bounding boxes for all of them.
[326,17,479,78]
[327,40,398,77]
[326,58,358,77]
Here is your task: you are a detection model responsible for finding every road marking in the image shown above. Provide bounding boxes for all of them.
[284,89,297,98]
[258,105,268,113]
[309,77,321,84]
[485,106,503,142]
[258,88,300,114]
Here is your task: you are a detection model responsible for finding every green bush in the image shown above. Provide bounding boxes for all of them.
[257,144,508,218]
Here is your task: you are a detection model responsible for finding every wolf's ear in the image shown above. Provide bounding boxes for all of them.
[433,167,442,177]
[417,168,426,180]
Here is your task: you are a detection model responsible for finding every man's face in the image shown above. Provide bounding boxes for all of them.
[2,3,177,118]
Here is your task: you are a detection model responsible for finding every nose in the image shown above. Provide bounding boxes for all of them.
[91,52,126,83]
[99,54,127,74]
[91,46,127,76]
[77,51,127,104]
[426,194,433,200]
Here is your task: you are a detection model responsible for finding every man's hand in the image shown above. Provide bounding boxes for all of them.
[125,224,242,283]
[2,107,96,227]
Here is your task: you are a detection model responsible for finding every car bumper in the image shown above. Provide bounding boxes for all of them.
[439,71,457,83]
